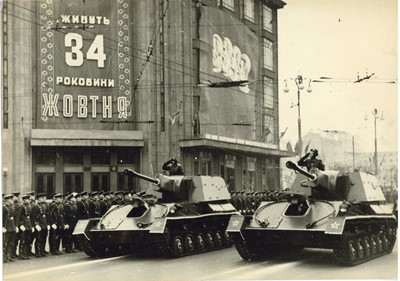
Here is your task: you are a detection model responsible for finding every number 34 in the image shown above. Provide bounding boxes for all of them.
[65,33,106,68]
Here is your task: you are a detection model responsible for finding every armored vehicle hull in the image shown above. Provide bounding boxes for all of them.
[227,161,397,265]
[74,171,238,258]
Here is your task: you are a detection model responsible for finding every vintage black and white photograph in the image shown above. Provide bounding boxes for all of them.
[1,0,398,280]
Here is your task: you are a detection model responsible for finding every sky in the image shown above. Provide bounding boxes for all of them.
[277,0,398,153]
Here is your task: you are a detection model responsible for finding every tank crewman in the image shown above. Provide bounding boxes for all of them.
[12,192,21,259]
[162,158,185,176]
[63,194,78,253]
[3,194,17,262]
[16,194,33,260]
[298,148,325,172]
[31,193,48,257]
[48,193,64,255]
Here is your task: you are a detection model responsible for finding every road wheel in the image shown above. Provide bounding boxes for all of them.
[370,235,378,255]
[363,236,371,258]
[196,233,206,252]
[376,234,384,252]
[382,232,391,252]
[185,234,195,254]
[347,239,358,262]
[356,238,365,258]
[214,230,224,248]
[206,232,215,249]
[170,234,185,257]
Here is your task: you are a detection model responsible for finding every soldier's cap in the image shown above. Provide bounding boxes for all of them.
[63,193,70,198]
[4,194,13,200]
[114,191,122,195]
[51,193,62,198]
[123,191,130,196]
[90,191,98,196]
[22,194,30,200]
[36,193,46,198]
[98,191,104,195]
[67,194,76,200]
[103,191,110,196]
[12,192,20,197]
[79,191,88,196]
[26,191,35,196]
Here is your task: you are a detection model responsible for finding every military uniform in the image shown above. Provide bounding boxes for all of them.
[16,196,33,260]
[88,192,100,218]
[63,195,78,253]
[48,194,64,255]
[3,195,16,262]
[12,194,21,259]
[31,194,48,257]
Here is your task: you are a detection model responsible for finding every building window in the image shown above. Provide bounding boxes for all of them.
[220,0,234,11]
[117,149,136,164]
[194,151,212,175]
[263,38,273,71]
[91,149,110,164]
[247,157,256,191]
[263,5,273,32]
[193,96,201,136]
[35,152,55,165]
[264,115,274,143]
[263,76,274,109]
[64,151,83,165]
[244,0,255,22]
[92,173,110,191]
[64,173,83,194]
[36,173,55,199]
[118,173,136,192]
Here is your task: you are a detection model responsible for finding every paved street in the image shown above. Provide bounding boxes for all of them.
[3,242,397,281]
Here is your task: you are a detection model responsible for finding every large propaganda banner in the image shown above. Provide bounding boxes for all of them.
[199,6,259,140]
[37,0,132,130]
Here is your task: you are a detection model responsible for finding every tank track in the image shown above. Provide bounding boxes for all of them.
[78,236,130,258]
[152,217,232,258]
[230,232,267,261]
[333,219,397,265]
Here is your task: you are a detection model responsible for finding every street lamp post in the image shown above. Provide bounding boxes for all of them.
[283,75,312,157]
[372,108,383,175]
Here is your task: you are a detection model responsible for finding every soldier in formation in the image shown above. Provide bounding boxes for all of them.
[2,189,146,262]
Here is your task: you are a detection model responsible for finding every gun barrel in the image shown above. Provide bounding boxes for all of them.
[286,161,317,181]
[124,168,160,185]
